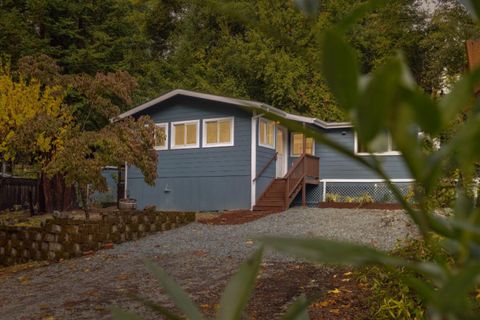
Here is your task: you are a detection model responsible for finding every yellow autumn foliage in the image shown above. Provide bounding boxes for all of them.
[0,64,70,162]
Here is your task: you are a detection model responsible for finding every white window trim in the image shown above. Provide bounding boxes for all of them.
[171,120,200,150]
[290,133,315,157]
[202,117,235,148]
[258,118,275,149]
[154,123,169,150]
[354,132,401,156]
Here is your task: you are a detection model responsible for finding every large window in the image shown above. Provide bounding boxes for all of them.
[291,133,314,156]
[171,120,199,149]
[154,123,168,150]
[203,117,234,147]
[355,131,399,155]
[259,118,275,149]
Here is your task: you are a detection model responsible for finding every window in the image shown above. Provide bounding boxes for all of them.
[203,117,234,147]
[291,133,315,156]
[259,118,275,149]
[171,120,199,149]
[355,131,399,155]
[154,123,168,150]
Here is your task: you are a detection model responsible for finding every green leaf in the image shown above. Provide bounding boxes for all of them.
[144,260,205,320]
[129,295,184,320]
[258,236,402,266]
[404,89,442,135]
[320,29,359,112]
[111,308,144,320]
[218,248,264,320]
[294,0,319,17]
[281,294,310,320]
[458,0,480,21]
[355,57,403,142]
[439,68,480,126]
[434,263,480,314]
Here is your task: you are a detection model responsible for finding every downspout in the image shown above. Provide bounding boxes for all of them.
[251,112,258,209]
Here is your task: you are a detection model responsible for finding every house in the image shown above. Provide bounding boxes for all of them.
[115,89,413,212]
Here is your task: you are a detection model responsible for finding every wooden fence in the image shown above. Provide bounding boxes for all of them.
[0,177,38,211]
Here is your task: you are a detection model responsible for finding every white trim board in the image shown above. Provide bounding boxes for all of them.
[113,89,353,130]
[320,179,415,183]
[251,114,257,210]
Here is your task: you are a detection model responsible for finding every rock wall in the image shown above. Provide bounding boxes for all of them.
[0,211,195,266]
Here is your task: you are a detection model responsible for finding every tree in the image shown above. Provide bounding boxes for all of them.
[0,61,157,214]
[45,116,158,218]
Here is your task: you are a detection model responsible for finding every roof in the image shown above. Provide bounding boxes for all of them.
[115,89,353,129]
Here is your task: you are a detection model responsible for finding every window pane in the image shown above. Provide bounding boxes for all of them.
[370,132,389,153]
[174,124,185,146]
[206,121,218,144]
[155,126,166,147]
[292,133,303,155]
[186,123,197,144]
[219,120,231,143]
[267,121,275,145]
[306,137,314,155]
[259,120,266,145]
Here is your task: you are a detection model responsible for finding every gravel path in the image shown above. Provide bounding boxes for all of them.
[0,208,418,320]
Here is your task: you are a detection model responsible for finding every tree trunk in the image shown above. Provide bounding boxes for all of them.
[38,173,76,213]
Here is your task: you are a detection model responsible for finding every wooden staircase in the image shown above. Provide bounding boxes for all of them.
[253,154,320,212]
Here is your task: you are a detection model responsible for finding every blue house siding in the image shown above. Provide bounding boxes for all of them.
[286,128,410,180]
[317,129,410,180]
[128,96,252,211]
[91,167,118,205]
[256,144,276,200]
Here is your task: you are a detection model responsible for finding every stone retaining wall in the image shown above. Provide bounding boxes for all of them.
[0,210,195,266]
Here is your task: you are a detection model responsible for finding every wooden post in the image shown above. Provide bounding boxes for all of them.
[466,39,480,96]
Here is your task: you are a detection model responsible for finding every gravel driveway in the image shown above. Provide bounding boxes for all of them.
[0,208,418,320]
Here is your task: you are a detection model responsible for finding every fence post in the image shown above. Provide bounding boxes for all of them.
[322,180,327,202]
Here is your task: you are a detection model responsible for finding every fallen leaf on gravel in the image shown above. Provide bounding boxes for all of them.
[328,288,341,294]
[343,272,352,276]
[312,300,336,308]
[245,240,254,245]
[193,250,207,257]
[116,274,129,281]
[18,275,29,284]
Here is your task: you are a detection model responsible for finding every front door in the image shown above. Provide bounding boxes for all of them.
[276,126,288,178]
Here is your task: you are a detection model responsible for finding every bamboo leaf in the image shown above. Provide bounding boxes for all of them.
[320,29,359,112]
[111,308,144,320]
[144,260,205,320]
[281,294,310,320]
[458,0,480,21]
[218,248,264,320]
[294,0,319,17]
[258,236,402,266]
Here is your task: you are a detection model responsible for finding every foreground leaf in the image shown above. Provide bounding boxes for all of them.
[320,29,359,112]
[218,248,264,320]
[111,308,144,320]
[144,260,205,320]
[281,294,310,320]
[259,236,402,266]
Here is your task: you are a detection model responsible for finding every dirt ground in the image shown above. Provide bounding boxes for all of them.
[0,258,371,320]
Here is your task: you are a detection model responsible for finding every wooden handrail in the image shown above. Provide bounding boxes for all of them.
[253,152,277,182]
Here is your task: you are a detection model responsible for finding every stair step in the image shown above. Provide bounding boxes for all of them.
[256,199,285,206]
[253,206,284,212]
